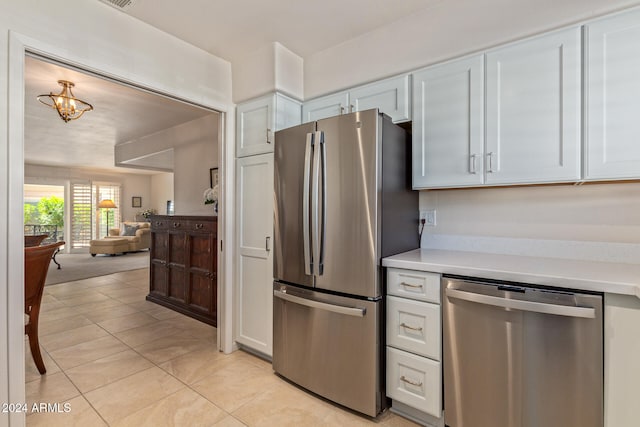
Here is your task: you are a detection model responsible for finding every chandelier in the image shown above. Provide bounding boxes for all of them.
[37,80,93,123]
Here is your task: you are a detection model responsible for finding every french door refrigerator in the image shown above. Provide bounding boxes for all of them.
[272,109,418,417]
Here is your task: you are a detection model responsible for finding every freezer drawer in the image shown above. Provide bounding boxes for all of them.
[386,346,441,417]
[387,295,440,360]
[272,282,383,417]
[387,268,441,303]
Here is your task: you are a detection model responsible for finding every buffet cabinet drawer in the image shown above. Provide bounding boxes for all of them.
[386,347,441,417]
[387,295,441,360]
[189,219,216,233]
[387,268,441,303]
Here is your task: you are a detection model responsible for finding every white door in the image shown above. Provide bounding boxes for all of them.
[585,9,640,180]
[236,94,274,157]
[350,74,411,123]
[412,55,485,189]
[235,153,274,356]
[302,91,349,123]
[485,28,581,185]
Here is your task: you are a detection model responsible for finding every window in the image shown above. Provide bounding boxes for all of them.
[71,182,92,249]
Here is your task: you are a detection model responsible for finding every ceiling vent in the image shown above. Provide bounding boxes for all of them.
[98,0,135,11]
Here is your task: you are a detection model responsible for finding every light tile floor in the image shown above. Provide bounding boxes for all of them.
[26,268,420,426]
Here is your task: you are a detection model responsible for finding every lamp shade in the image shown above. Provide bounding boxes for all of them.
[98,199,117,209]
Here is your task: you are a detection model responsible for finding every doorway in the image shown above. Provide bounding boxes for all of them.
[9,41,231,420]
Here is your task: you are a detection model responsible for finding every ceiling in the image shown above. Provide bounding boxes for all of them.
[25,0,441,174]
[24,56,215,174]
[120,0,441,62]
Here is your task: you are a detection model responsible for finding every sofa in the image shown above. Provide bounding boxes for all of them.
[107,222,151,252]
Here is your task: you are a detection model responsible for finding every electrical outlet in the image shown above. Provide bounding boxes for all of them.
[420,209,436,227]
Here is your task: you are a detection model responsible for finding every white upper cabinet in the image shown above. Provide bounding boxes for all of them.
[585,9,640,180]
[485,27,582,185]
[350,74,411,123]
[412,55,485,189]
[236,93,301,157]
[302,92,349,123]
[302,74,411,124]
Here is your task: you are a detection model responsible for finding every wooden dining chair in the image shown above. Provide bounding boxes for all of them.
[24,241,64,374]
[24,234,49,247]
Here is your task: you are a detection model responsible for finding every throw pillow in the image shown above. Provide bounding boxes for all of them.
[122,224,139,236]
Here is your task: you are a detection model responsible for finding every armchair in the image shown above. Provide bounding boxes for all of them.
[108,222,151,252]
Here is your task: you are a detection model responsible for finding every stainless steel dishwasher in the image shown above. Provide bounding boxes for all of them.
[442,276,603,427]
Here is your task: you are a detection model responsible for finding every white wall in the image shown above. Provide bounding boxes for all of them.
[0,1,233,425]
[304,0,640,98]
[232,42,304,103]
[150,172,174,215]
[119,174,153,222]
[174,139,218,215]
[420,183,640,244]
[115,114,219,170]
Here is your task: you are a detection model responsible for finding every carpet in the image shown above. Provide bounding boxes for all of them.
[45,251,150,285]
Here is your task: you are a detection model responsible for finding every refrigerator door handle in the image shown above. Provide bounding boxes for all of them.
[274,289,366,317]
[311,131,322,277]
[303,132,314,276]
[317,131,326,275]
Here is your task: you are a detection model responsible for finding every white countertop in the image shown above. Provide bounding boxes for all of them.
[382,249,640,298]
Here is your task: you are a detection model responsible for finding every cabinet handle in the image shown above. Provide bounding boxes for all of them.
[266,236,271,252]
[155,221,162,227]
[173,222,181,228]
[487,152,495,173]
[267,128,273,144]
[469,154,477,174]
[400,282,423,289]
[400,322,423,332]
[195,223,204,229]
[340,106,345,114]
[350,104,354,113]
[400,375,423,387]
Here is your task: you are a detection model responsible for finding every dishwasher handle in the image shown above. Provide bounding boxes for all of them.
[445,287,596,319]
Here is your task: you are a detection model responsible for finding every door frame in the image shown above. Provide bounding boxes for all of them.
[6,30,235,424]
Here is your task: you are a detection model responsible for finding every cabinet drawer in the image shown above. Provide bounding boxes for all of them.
[387,268,440,303]
[387,296,440,360]
[151,219,169,231]
[188,220,216,233]
[386,347,441,417]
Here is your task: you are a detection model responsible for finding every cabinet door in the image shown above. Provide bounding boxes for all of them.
[302,92,349,123]
[236,94,275,157]
[412,55,485,189]
[167,230,187,303]
[485,28,581,184]
[350,74,411,123]
[235,154,274,356]
[585,9,640,180]
[187,230,216,321]
[149,230,168,297]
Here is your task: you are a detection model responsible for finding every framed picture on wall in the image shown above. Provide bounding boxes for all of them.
[132,196,142,208]
[210,167,219,188]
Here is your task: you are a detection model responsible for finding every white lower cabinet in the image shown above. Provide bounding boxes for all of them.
[386,268,443,426]
[387,347,441,417]
[235,154,274,357]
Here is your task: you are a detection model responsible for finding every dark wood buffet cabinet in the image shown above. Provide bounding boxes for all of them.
[147,215,217,326]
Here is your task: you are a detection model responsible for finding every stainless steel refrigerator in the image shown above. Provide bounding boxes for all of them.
[272,109,418,417]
